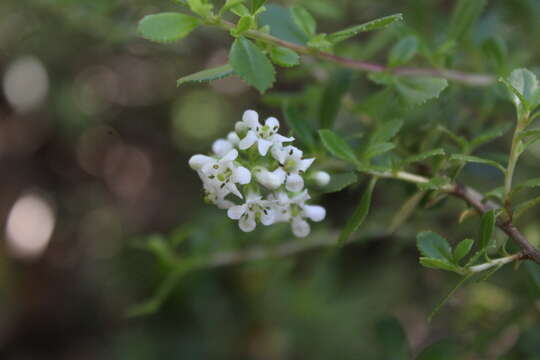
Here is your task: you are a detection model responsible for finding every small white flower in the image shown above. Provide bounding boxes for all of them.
[198,149,251,199]
[227,192,274,232]
[312,171,331,186]
[253,166,285,190]
[271,190,326,238]
[237,110,294,156]
[212,138,234,157]
[273,146,315,192]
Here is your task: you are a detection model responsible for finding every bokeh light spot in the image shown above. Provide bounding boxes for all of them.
[3,56,49,112]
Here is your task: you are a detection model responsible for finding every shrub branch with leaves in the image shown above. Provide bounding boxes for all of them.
[134,0,540,318]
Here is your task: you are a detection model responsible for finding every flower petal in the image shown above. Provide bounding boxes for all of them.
[226,183,243,199]
[188,154,212,170]
[272,134,295,143]
[212,139,233,157]
[257,139,273,156]
[239,131,257,150]
[303,205,326,222]
[243,110,259,129]
[260,208,275,226]
[221,149,238,162]
[286,173,304,192]
[298,158,315,172]
[271,145,287,164]
[227,131,240,145]
[265,117,280,130]
[239,214,256,232]
[292,217,310,237]
[227,205,246,220]
[233,166,251,185]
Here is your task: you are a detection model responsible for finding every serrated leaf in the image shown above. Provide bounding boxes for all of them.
[319,69,352,128]
[282,101,315,150]
[448,0,487,42]
[394,76,448,106]
[177,64,234,86]
[454,238,474,263]
[328,13,403,44]
[290,6,316,37]
[479,209,495,251]
[319,129,359,164]
[500,69,540,111]
[417,231,453,261]
[388,36,418,67]
[307,33,332,51]
[404,148,446,164]
[320,172,358,193]
[138,13,201,43]
[229,37,275,93]
[338,177,377,245]
[420,258,463,274]
[470,123,512,149]
[270,46,300,67]
[258,4,308,45]
[449,154,506,173]
[186,0,214,18]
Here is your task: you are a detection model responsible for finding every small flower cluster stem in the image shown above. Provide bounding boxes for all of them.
[189,110,329,237]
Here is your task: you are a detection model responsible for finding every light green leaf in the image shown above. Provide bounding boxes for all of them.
[417,231,453,261]
[230,4,250,16]
[419,258,463,274]
[454,238,474,263]
[470,123,512,149]
[270,46,300,67]
[319,129,359,164]
[177,64,234,86]
[231,15,253,36]
[448,0,487,42]
[364,142,396,159]
[221,0,246,14]
[449,154,506,173]
[320,172,358,193]
[404,148,446,164]
[319,69,352,128]
[500,69,540,111]
[282,101,315,150]
[479,209,496,251]
[229,37,275,93]
[371,118,403,144]
[186,0,214,18]
[338,177,377,245]
[290,6,316,37]
[306,33,332,51]
[251,0,266,12]
[138,13,201,43]
[417,177,450,191]
[328,13,403,44]
[388,36,418,67]
[394,76,448,106]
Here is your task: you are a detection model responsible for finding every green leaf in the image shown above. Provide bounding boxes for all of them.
[290,6,316,37]
[500,69,540,111]
[251,0,266,12]
[338,177,377,245]
[231,15,254,36]
[454,238,474,263]
[282,101,315,150]
[375,317,409,360]
[479,209,496,251]
[319,129,359,164]
[138,13,201,43]
[404,148,446,164]
[229,37,275,93]
[416,231,453,261]
[320,172,358,193]
[270,46,300,67]
[306,33,332,51]
[449,154,506,173]
[186,0,214,18]
[470,123,512,149]
[417,177,450,191]
[394,76,448,106]
[230,4,250,17]
[513,178,540,194]
[364,142,396,159]
[319,69,352,128]
[419,258,463,274]
[177,64,234,86]
[514,195,540,220]
[328,13,403,44]
[448,0,487,42]
[371,118,403,144]
[221,0,246,14]
[388,36,418,67]
[259,4,308,45]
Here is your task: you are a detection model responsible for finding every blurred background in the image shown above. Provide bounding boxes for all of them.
[1,0,540,358]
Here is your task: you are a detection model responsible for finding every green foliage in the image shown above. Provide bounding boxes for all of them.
[270,46,300,67]
[500,68,540,113]
[417,231,453,261]
[282,101,316,150]
[453,238,474,263]
[337,176,377,245]
[319,69,352,128]
[479,209,496,252]
[327,13,403,44]
[177,64,234,86]
[319,129,359,164]
[290,6,316,37]
[393,76,448,106]
[229,36,275,93]
[447,0,487,42]
[449,154,506,173]
[388,36,418,67]
[138,13,201,43]
[375,317,409,359]
[319,172,358,193]
[258,4,308,44]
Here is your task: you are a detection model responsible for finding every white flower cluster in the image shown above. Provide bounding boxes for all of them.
[189,110,330,237]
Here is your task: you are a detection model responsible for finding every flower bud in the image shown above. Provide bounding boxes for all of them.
[312,171,331,186]
[212,139,233,156]
[254,167,284,190]
[189,154,212,170]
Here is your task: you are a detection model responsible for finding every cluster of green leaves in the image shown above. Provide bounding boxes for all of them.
[138,0,403,92]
